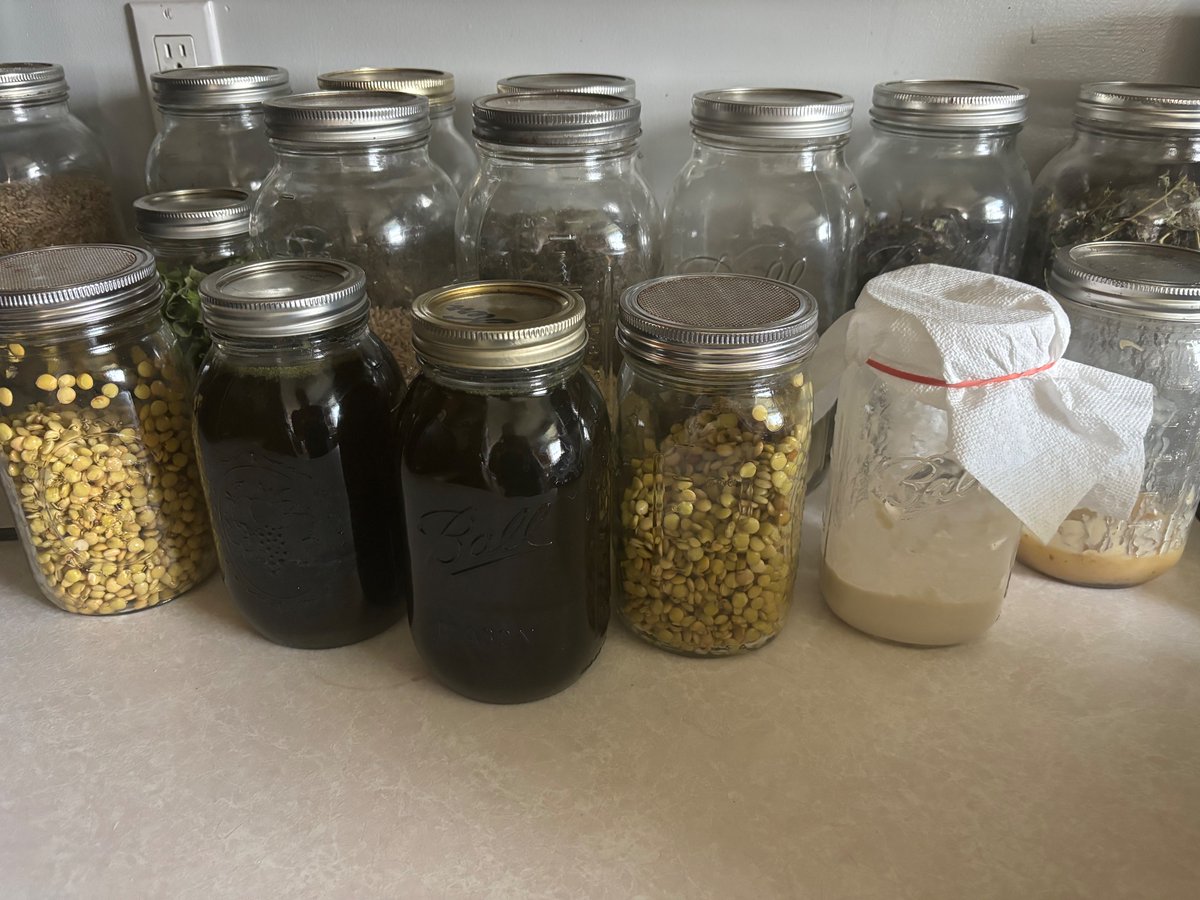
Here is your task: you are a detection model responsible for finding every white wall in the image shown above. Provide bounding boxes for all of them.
[4,0,1200,230]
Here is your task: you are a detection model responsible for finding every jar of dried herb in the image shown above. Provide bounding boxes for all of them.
[854,80,1032,286]
[458,92,660,404]
[253,90,458,381]
[0,63,121,254]
[134,188,253,373]
[614,274,817,656]
[1022,83,1200,288]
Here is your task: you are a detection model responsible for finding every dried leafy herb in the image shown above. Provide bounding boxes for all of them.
[858,207,1013,287]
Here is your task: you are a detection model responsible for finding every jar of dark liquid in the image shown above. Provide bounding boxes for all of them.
[398,280,610,703]
[194,258,407,648]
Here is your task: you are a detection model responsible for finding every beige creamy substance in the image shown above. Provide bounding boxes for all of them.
[1018,527,1185,588]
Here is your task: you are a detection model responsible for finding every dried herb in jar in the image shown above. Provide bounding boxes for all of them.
[0,174,118,254]
[859,208,1006,284]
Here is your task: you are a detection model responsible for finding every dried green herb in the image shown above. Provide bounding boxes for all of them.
[858,207,1012,287]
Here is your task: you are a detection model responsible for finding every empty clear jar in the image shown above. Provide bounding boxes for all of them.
[1022,83,1200,288]
[615,274,817,656]
[252,90,458,380]
[317,67,477,194]
[1,63,120,253]
[0,245,215,614]
[146,65,290,196]
[134,187,253,372]
[1019,242,1200,586]
[457,92,660,403]
[855,80,1032,286]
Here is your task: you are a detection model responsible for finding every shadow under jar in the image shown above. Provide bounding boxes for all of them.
[146,65,290,196]
[854,80,1032,288]
[194,259,407,648]
[253,90,458,382]
[615,274,818,656]
[1018,242,1200,587]
[398,281,610,703]
[0,245,215,614]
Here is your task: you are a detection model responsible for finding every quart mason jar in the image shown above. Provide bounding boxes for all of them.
[145,65,290,196]
[0,245,215,614]
[399,281,610,703]
[317,67,477,193]
[0,63,121,253]
[195,259,407,649]
[457,92,660,404]
[1022,83,1200,288]
[1018,242,1200,586]
[662,88,865,484]
[253,90,458,381]
[855,80,1032,285]
[134,187,253,372]
[496,72,637,100]
[615,274,817,656]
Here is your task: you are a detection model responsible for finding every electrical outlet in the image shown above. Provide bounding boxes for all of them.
[153,34,198,71]
[130,2,223,83]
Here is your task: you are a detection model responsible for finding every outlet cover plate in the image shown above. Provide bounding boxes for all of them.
[130,2,223,91]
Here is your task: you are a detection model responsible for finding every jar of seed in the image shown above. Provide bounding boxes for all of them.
[0,244,216,614]
[615,274,818,656]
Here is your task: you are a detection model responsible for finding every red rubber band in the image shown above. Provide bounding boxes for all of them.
[866,357,1057,388]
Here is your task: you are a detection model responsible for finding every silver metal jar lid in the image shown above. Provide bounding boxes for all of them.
[1076,82,1200,132]
[133,188,251,241]
[618,274,819,374]
[0,62,68,106]
[691,88,854,141]
[199,258,369,338]
[871,79,1029,129]
[151,65,290,111]
[265,90,430,147]
[411,281,587,370]
[0,245,161,331]
[496,72,636,100]
[317,68,456,113]
[1048,241,1200,322]
[473,92,641,147]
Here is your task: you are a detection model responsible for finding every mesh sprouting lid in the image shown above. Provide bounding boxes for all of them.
[199,258,368,338]
[473,92,641,147]
[618,274,818,373]
[871,79,1029,129]
[151,65,290,110]
[134,188,251,240]
[0,245,160,330]
[496,72,636,100]
[265,90,430,146]
[1076,82,1200,132]
[692,88,854,141]
[1048,241,1200,320]
[0,62,68,105]
[318,68,456,111]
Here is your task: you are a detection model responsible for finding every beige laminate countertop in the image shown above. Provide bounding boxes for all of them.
[1,489,1198,900]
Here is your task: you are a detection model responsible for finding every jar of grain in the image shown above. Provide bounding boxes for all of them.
[0,244,216,614]
[614,274,817,656]
[0,63,121,254]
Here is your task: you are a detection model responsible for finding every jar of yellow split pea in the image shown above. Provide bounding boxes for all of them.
[0,244,216,614]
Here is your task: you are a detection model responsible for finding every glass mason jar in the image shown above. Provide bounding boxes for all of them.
[253,90,458,381]
[398,281,610,703]
[457,92,661,404]
[194,259,407,649]
[0,245,215,614]
[662,88,865,484]
[145,65,290,196]
[133,187,254,373]
[1018,242,1200,586]
[855,80,1032,286]
[1022,83,1200,288]
[496,72,637,100]
[615,274,817,656]
[317,67,477,194]
[0,63,121,254]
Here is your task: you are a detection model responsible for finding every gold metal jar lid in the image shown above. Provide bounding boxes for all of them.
[411,280,586,370]
[317,67,456,113]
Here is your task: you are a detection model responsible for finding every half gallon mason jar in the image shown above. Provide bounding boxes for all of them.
[615,274,817,656]
[195,259,407,648]
[146,65,290,195]
[317,67,477,193]
[1,63,121,253]
[496,72,637,100]
[1018,241,1200,586]
[253,90,458,380]
[1022,83,1200,287]
[855,80,1032,285]
[134,187,253,372]
[457,92,660,403]
[399,281,610,703]
[0,244,215,614]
